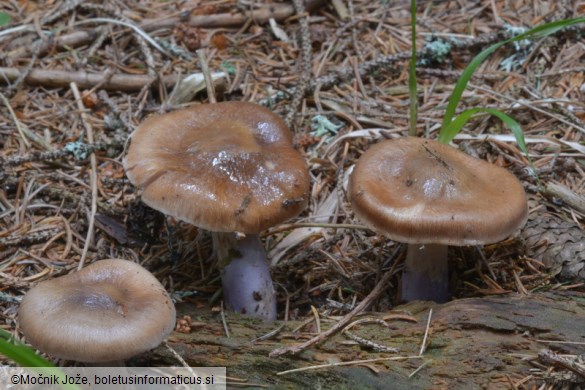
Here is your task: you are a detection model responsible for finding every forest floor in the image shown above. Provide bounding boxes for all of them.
[0,1,584,389]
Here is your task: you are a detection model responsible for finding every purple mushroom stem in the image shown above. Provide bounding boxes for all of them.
[400,243,449,303]
[213,232,277,322]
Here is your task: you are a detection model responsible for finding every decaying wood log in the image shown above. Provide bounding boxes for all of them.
[144,293,585,389]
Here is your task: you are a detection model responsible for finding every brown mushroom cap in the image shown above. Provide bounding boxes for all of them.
[349,137,528,246]
[123,101,310,234]
[18,259,176,363]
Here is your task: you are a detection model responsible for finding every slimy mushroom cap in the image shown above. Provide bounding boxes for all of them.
[123,102,310,234]
[18,259,176,363]
[349,137,528,246]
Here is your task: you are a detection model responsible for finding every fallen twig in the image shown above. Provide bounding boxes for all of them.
[0,67,177,92]
[545,182,585,215]
[0,228,62,248]
[70,82,98,271]
[276,355,423,375]
[419,309,433,356]
[220,302,231,338]
[250,324,286,344]
[284,0,312,129]
[197,49,217,104]
[538,349,585,379]
[0,143,109,168]
[343,330,399,353]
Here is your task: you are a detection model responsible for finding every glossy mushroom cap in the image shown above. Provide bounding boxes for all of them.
[349,137,528,246]
[123,101,310,234]
[18,259,176,363]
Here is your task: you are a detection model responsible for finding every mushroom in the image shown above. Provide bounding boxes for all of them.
[349,137,528,302]
[123,101,310,321]
[18,259,176,365]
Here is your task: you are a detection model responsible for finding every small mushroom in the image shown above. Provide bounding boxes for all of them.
[123,101,310,321]
[349,137,528,302]
[18,259,176,364]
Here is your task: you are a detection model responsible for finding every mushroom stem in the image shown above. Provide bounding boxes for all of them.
[212,232,277,322]
[400,244,449,303]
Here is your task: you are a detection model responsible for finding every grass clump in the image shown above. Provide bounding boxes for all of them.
[408,0,585,152]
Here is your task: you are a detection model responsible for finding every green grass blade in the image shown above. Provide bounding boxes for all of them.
[439,107,528,156]
[0,329,53,367]
[439,17,585,142]
[0,12,11,26]
[438,108,483,144]
[483,108,528,156]
[0,329,81,390]
[408,0,418,136]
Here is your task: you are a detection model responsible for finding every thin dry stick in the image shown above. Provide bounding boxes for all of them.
[408,360,432,379]
[250,323,286,344]
[538,349,585,378]
[284,0,312,128]
[0,143,108,167]
[343,330,399,353]
[536,340,585,346]
[344,318,391,331]
[164,341,196,375]
[269,259,400,357]
[6,40,44,95]
[262,222,370,237]
[0,91,31,148]
[70,82,98,271]
[545,182,585,215]
[74,14,168,61]
[220,301,231,338]
[291,314,318,334]
[408,308,434,378]
[341,317,402,353]
[0,228,61,248]
[330,0,349,20]
[41,0,84,25]
[310,305,321,334]
[419,308,433,356]
[197,49,217,104]
[277,355,423,375]
[0,67,177,92]
[512,269,529,295]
